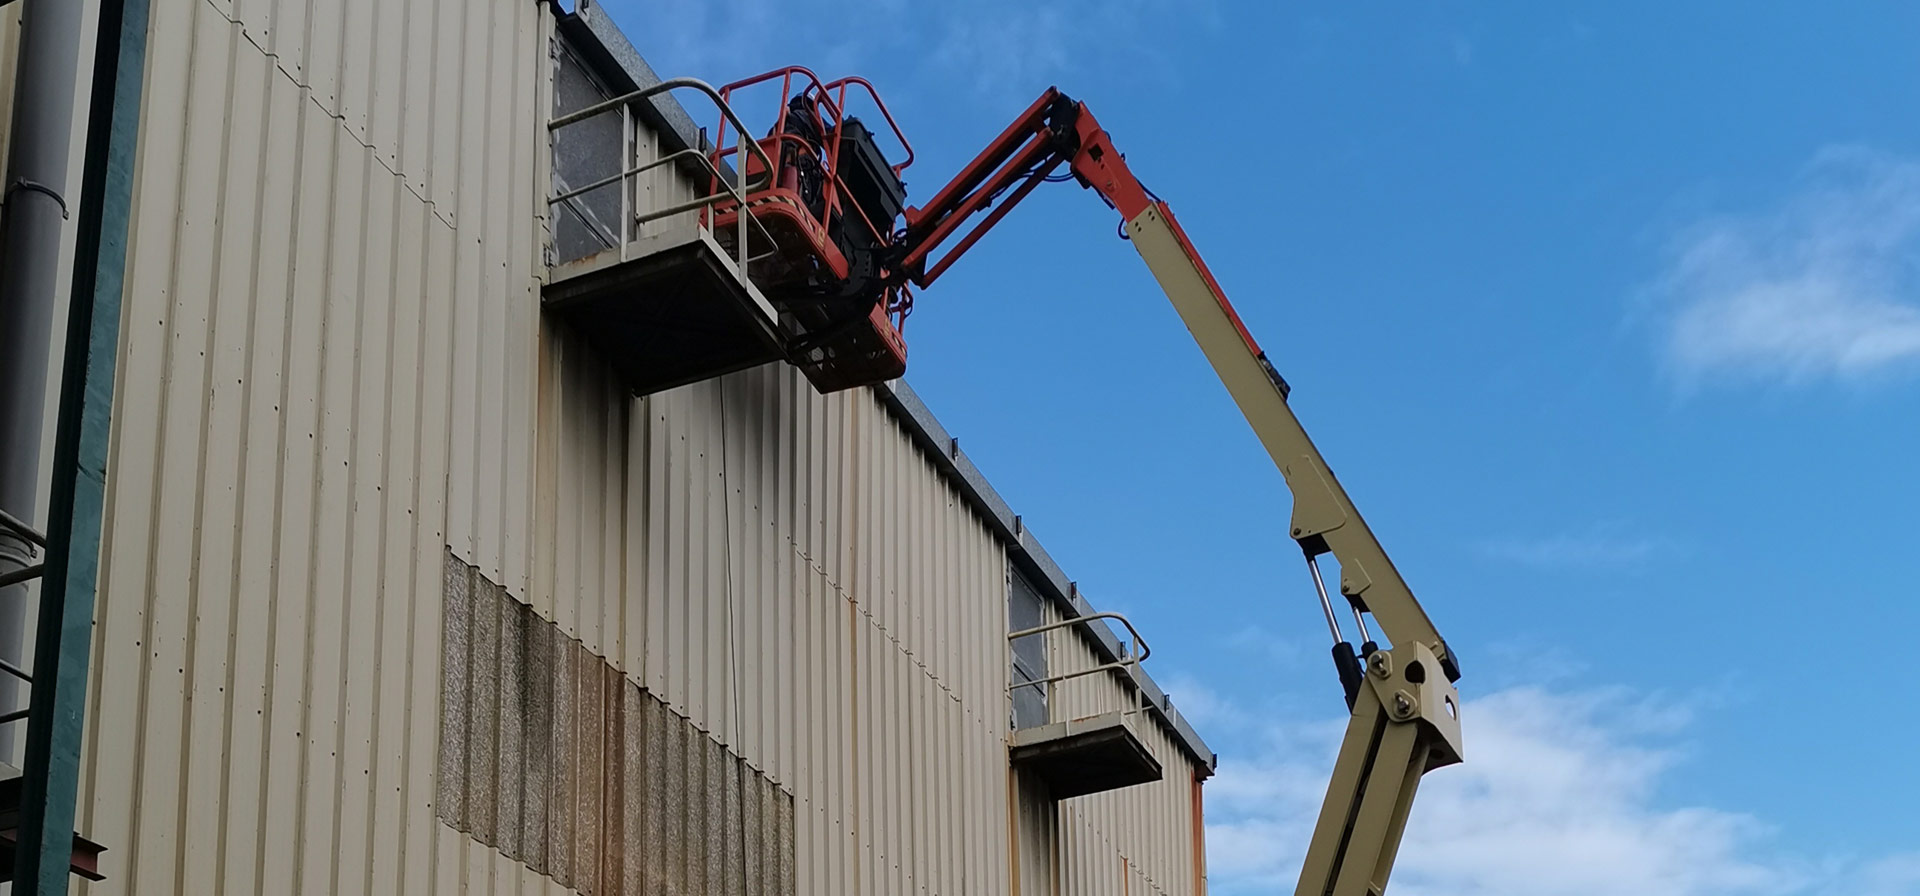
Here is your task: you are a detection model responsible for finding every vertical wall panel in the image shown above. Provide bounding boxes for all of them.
[80,0,551,891]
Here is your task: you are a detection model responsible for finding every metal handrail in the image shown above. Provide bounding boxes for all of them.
[0,560,36,726]
[550,146,776,251]
[715,65,843,161]
[0,565,46,590]
[820,75,915,174]
[1007,611,1151,724]
[0,508,45,549]
[547,78,781,277]
[1007,611,1151,663]
[1007,659,1140,693]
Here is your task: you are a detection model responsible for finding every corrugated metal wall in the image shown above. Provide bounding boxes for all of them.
[531,330,1018,895]
[67,0,1209,890]
[1013,767,1057,894]
[76,0,551,891]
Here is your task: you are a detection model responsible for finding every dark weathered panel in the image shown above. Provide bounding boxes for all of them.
[437,551,472,829]
[576,639,604,892]
[467,565,501,841]
[439,552,796,891]
[497,585,528,859]
[552,629,578,886]
[523,617,556,872]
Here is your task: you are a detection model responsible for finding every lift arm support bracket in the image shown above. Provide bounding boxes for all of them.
[1298,641,1462,896]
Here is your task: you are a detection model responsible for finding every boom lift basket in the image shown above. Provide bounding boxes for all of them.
[707,67,917,393]
[541,69,916,398]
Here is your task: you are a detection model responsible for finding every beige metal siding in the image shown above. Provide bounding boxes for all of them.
[531,328,1017,895]
[79,0,550,892]
[1013,767,1057,895]
[1043,602,1205,896]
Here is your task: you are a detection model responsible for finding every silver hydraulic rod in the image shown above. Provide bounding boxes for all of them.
[1305,555,1344,645]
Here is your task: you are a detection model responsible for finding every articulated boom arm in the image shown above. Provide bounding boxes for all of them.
[898,90,1465,896]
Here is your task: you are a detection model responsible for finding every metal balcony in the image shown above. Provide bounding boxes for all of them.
[544,77,786,396]
[1006,612,1164,799]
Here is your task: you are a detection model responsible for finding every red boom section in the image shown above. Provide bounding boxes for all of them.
[704,76,1265,390]
[895,90,1264,360]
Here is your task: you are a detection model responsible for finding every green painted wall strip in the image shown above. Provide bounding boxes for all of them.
[12,0,149,887]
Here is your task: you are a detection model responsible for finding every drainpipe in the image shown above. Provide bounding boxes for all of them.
[0,0,86,763]
[12,0,146,882]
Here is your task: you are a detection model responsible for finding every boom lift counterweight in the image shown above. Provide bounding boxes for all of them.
[707,71,1464,896]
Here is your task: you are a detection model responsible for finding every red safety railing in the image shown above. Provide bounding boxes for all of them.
[705,65,918,333]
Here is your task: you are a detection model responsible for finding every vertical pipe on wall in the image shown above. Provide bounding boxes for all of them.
[0,0,85,762]
[11,0,147,885]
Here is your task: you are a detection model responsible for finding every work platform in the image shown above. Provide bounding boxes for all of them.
[1011,711,1165,800]
[545,223,786,395]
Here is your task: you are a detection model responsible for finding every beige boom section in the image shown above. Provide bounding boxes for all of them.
[1042,601,1206,896]
[76,0,552,891]
[531,329,1017,896]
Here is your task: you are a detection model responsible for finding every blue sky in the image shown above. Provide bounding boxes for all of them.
[606,1,1920,892]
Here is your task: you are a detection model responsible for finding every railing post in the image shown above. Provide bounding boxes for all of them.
[737,143,748,278]
[618,102,632,255]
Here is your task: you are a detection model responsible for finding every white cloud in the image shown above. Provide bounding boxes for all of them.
[1837,854,1920,896]
[1200,681,1910,896]
[1478,526,1678,569]
[1649,147,1920,386]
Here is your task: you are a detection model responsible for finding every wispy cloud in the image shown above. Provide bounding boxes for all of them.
[1449,34,1476,66]
[1836,854,1920,896]
[1478,525,1679,569]
[612,0,1186,101]
[1201,681,1904,896]
[1647,147,1920,386]
[1222,624,1308,667]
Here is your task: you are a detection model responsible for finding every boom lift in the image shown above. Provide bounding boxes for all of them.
[706,70,1464,896]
